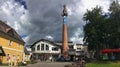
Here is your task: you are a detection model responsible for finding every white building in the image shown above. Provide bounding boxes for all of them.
[30,39,61,61]
[25,45,32,61]
[31,39,88,61]
[55,41,88,60]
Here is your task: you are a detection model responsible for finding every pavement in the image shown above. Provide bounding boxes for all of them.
[0,62,72,67]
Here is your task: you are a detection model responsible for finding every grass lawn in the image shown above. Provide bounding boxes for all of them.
[86,61,120,67]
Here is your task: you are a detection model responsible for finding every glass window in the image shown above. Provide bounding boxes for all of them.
[18,44,20,48]
[41,44,44,50]
[77,48,81,50]
[52,47,58,51]
[69,45,74,49]
[32,47,35,51]
[6,54,10,61]
[37,45,40,50]
[46,45,49,50]
[7,29,14,36]
[9,40,12,46]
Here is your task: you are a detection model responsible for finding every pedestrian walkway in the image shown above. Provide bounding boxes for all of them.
[0,62,72,67]
[0,65,26,67]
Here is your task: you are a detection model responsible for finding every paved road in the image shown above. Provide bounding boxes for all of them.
[0,62,72,67]
[26,62,71,67]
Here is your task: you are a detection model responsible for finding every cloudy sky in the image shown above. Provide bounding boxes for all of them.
[0,0,116,45]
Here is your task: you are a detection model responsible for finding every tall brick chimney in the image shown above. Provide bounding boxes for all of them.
[62,5,68,59]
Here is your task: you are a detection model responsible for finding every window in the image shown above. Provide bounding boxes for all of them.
[6,54,10,61]
[69,45,74,49]
[82,51,84,53]
[6,54,9,57]
[77,48,81,50]
[32,47,35,51]
[41,44,44,50]
[37,45,40,50]
[7,29,14,36]
[46,45,49,50]
[52,47,58,51]
[17,55,20,60]
[9,40,12,46]
[18,44,20,48]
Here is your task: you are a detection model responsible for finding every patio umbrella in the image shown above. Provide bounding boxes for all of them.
[102,48,113,54]
[113,48,120,52]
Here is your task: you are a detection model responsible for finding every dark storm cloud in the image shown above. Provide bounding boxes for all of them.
[24,0,84,44]
[21,0,112,44]
[0,0,112,44]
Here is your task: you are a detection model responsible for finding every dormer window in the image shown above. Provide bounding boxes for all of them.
[37,45,40,50]
[9,40,12,46]
[6,28,14,36]
[41,44,44,50]
[46,45,49,50]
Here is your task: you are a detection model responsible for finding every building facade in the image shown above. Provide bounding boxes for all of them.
[55,42,88,61]
[31,39,88,61]
[0,21,25,64]
[31,39,61,61]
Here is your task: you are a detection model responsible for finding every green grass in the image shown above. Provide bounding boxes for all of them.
[86,61,120,67]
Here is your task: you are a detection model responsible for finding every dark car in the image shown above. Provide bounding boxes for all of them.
[56,56,70,62]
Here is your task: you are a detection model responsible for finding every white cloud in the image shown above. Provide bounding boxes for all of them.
[45,35,54,40]
[0,0,29,42]
[75,0,110,14]
[23,35,30,43]
[70,28,83,44]
[67,7,72,16]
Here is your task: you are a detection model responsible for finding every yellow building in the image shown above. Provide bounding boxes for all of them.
[0,21,25,64]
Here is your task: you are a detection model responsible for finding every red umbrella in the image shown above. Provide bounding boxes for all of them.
[113,48,120,52]
[102,48,113,54]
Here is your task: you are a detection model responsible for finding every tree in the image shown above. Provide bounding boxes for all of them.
[83,6,106,60]
[109,0,120,48]
[83,0,120,60]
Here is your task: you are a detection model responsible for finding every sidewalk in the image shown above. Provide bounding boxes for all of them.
[0,65,26,67]
[0,63,36,67]
[0,62,72,67]
[0,65,28,67]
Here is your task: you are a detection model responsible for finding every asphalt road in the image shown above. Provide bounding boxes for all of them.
[26,62,71,67]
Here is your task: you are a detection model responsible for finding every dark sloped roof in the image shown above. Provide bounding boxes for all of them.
[0,20,24,43]
[30,39,61,48]
[54,41,73,43]
[25,45,31,48]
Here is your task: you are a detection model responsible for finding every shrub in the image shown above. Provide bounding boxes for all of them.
[26,60,37,64]
[18,62,27,66]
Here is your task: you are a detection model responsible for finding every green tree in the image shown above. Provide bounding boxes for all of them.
[83,6,106,60]
[108,0,120,48]
[83,0,120,60]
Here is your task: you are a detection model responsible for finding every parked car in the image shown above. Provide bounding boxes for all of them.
[56,56,70,62]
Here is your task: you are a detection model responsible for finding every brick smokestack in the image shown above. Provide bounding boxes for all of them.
[62,5,68,59]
